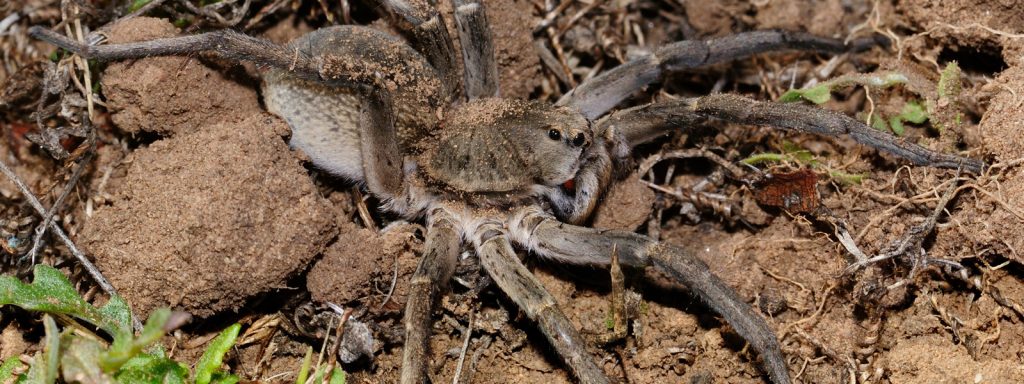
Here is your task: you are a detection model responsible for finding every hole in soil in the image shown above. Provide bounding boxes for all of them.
[938,46,1007,75]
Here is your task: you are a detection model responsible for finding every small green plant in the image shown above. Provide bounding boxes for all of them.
[779,72,908,104]
[929,62,963,134]
[782,62,964,138]
[194,324,241,384]
[0,265,240,384]
[741,141,867,186]
[127,0,152,13]
[886,101,928,136]
[0,264,131,335]
[294,342,346,384]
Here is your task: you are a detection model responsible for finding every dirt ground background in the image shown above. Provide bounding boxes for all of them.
[2,0,1024,383]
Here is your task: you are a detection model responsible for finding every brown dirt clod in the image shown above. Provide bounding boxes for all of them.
[101,17,262,137]
[591,172,656,231]
[307,221,422,314]
[80,113,336,317]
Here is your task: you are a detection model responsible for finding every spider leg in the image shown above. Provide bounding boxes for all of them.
[596,95,984,173]
[29,26,329,84]
[373,0,461,100]
[687,94,984,172]
[558,30,887,120]
[595,100,706,146]
[474,223,610,384]
[509,207,790,384]
[451,0,500,99]
[402,208,461,384]
[28,25,440,98]
[359,90,406,197]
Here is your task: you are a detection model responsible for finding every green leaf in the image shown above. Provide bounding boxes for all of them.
[0,265,130,336]
[801,85,833,104]
[114,354,188,384]
[295,347,313,384]
[101,309,171,372]
[870,114,889,131]
[208,372,239,384]
[328,368,346,384]
[828,170,867,186]
[899,102,928,124]
[790,150,815,164]
[1,356,25,382]
[60,335,112,384]
[193,324,241,384]
[886,101,928,136]
[780,84,832,104]
[310,365,330,384]
[740,152,788,165]
[127,0,152,12]
[889,116,905,136]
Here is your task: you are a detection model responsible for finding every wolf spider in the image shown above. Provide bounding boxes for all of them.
[31,1,982,382]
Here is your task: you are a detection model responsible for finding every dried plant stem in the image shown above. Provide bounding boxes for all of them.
[25,146,92,262]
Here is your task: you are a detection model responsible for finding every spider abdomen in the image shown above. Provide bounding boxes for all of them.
[262,26,444,181]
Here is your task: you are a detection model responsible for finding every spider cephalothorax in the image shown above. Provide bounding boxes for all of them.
[421,98,591,195]
[31,1,983,383]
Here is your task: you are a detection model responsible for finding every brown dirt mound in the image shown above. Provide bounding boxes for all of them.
[101,17,261,137]
[80,113,336,317]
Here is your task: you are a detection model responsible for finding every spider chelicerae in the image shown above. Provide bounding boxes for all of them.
[30,1,982,383]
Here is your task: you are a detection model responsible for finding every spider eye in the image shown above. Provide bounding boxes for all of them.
[548,129,561,141]
[572,132,587,147]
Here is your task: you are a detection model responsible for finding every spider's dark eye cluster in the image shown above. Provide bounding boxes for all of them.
[548,129,561,141]
[572,133,586,147]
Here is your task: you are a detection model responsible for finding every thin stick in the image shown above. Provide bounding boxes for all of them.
[452,310,474,384]
[305,314,334,384]
[352,187,377,230]
[374,250,401,312]
[461,334,491,384]
[26,131,95,262]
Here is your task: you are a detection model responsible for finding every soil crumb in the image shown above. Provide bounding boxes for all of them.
[307,221,422,314]
[883,334,1024,383]
[0,322,29,359]
[591,172,655,231]
[101,17,261,137]
[80,113,336,317]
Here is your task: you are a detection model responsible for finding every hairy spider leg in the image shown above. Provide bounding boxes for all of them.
[474,221,610,384]
[597,95,984,173]
[558,30,889,120]
[451,0,500,99]
[509,206,791,384]
[402,208,461,384]
[374,0,500,100]
[372,0,461,101]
